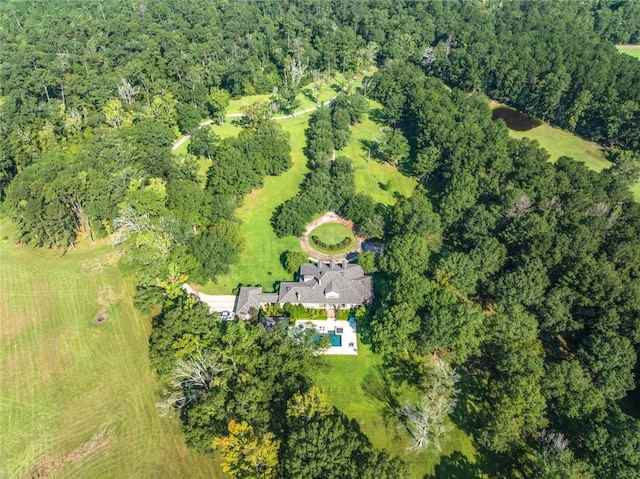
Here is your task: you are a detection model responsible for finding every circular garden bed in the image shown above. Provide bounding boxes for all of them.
[309,222,356,254]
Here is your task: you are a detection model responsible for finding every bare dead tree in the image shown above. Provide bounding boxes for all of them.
[542,195,560,210]
[283,55,307,93]
[422,47,436,69]
[157,352,229,417]
[117,78,139,105]
[506,195,534,219]
[397,358,460,453]
[540,430,569,453]
[112,205,150,245]
[588,202,609,217]
[605,209,619,234]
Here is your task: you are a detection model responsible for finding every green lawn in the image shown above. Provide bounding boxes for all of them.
[226,69,369,115]
[313,345,476,478]
[202,114,311,294]
[309,222,356,254]
[631,180,640,201]
[311,222,354,243]
[173,121,243,158]
[342,104,417,204]
[508,122,640,201]
[508,123,610,171]
[617,45,640,59]
[200,98,416,294]
[0,220,223,479]
[491,102,640,201]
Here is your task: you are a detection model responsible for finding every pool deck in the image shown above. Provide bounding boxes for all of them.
[294,319,358,355]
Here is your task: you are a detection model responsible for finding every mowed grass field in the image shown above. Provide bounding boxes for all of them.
[491,102,640,201]
[341,103,417,205]
[508,123,610,171]
[202,114,310,294]
[313,345,476,479]
[201,100,415,294]
[0,220,222,479]
[226,70,359,116]
[617,44,640,59]
[175,69,375,158]
[309,222,355,254]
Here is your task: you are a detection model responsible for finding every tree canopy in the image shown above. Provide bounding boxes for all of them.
[3,1,640,477]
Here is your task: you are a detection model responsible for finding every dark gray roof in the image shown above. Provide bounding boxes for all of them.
[299,263,319,277]
[237,262,373,312]
[346,252,359,262]
[236,287,278,314]
[278,261,373,306]
[362,241,385,254]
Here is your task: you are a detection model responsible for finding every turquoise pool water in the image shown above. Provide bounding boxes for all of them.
[329,333,342,347]
[312,332,342,347]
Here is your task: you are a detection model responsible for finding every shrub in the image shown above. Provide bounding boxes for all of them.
[283,250,309,274]
[263,303,285,317]
[310,235,353,251]
[336,308,353,320]
[282,303,327,320]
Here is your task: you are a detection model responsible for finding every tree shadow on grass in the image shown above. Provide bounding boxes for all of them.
[231,116,248,127]
[330,82,344,94]
[426,449,526,479]
[359,139,384,163]
[380,353,424,388]
[361,366,409,444]
[424,451,480,479]
[301,87,318,105]
[362,366,400,423]
[368,107,387,125]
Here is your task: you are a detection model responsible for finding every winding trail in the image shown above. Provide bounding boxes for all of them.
[171,86,351,151]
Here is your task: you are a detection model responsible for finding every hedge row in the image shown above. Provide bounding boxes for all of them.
[311,235,353,251]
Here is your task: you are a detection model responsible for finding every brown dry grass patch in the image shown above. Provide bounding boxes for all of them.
[24,426,116,479]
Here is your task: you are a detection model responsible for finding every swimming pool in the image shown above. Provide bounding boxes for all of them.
[328,332,342,347]
[312,332,342,347]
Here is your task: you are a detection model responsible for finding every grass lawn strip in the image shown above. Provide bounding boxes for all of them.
[0,220,222,479]
[508,122,640,201]
[508,123,610,171]
[617,44,640,59]
[312,345,476,479]
[202,114,310,294]
[490,101,640,201]
[342,102,417,204]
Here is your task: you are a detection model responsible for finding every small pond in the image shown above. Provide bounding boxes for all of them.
[491,106,541,131]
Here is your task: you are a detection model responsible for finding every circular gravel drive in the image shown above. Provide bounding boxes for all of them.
[299,212,362,261]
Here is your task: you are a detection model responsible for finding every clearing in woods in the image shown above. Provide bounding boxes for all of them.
[617,44,640,59]
[0,220,222,479]
[200,102,415,294]
[490,102,640,201]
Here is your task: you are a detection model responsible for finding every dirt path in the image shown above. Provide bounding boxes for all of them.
[171,80,357,151]
[299,212,362,261]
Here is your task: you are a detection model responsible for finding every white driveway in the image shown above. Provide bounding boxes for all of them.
[182,284,237,315]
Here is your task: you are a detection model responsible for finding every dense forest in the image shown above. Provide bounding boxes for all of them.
[2,0,640,478]
[368,64,640,477]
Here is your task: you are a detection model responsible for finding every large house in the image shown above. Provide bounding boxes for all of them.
[234,261,373,316]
